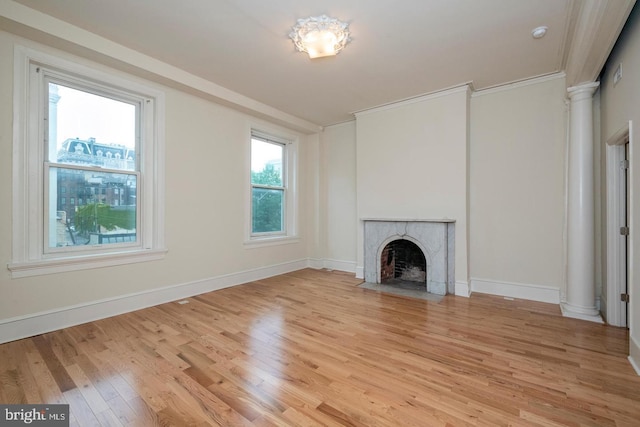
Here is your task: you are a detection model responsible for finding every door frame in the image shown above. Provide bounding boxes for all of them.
[606,121,631,327]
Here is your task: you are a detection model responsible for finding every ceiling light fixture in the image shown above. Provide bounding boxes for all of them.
[531,26,548,39]
[290,15,351,59]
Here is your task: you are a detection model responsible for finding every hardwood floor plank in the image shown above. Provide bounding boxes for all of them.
[102,395,138,425]
[64,387,101,426]
[65,363,110,414]
[125,396,161,426]
[155,405,202,427]
[89,352,140,403]
[16,359,43,403]
[73,354,120,402]
[280,407,326,427]
[48,330,82,367]
[32,335,77,393]
[0,369,25,404]
[24,349,68,405]
[169,370,253,427]
[95,409,124,427]
[2,269,640,426]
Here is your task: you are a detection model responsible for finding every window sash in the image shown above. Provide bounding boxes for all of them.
[43,163,141,254]
[250,138,285,186]
[251,187,285,235]
[43,72,142,171]
[251,183,285,191]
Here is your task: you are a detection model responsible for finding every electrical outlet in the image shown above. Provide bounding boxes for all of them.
[613,63,622,86]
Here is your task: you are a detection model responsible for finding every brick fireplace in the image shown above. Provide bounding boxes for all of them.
[363,219,455,295]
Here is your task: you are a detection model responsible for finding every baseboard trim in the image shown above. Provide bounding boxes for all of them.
[307,258,357,273]
[0,259,308,344]
[307,258,325,270]
[322,259,357,273]
[470,278,560,304]
[630,335,640,376]
[455,281,470,297]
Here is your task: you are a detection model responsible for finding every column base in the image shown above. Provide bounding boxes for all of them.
[561,303,604,323]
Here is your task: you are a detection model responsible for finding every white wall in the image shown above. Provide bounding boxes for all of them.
[600,4,640,373]
[305,133,322,263]
[319,122,358,272]
[355,87,470,285]
[0,32,315,341]
[469,75,568,302]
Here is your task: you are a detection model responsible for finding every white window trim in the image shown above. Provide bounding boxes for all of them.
[244,124,299,247]
[9,45,166,278]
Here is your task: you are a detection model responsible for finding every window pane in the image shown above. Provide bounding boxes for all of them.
[251,139,283,186]
[48,167,137,248]
[49,83,136,171]
[252,188,283,233]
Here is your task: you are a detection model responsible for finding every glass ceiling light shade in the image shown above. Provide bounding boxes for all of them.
[289,15,351,59]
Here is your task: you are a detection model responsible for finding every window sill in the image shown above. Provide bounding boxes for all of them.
[243,236,300,249]
[7,248,168,278]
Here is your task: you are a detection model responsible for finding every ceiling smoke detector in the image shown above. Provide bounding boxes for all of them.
[531,26,548,39]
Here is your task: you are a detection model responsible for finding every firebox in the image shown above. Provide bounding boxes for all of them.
[380,239,427,285]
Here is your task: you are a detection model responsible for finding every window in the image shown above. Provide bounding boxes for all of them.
[247,129,298,244]
[251,137,284,234]
[10,46,166,277]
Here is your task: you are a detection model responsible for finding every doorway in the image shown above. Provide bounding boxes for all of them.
[605,122,631,327]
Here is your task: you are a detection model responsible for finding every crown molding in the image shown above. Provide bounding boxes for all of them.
[564,0,636,87]
[353,84,472,117]
[472,72,566,98]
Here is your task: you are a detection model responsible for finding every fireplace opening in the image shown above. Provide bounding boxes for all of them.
[380,239,426,287]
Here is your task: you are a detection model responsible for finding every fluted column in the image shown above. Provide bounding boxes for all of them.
[562,82,602,323]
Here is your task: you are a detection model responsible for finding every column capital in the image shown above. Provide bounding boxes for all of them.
[567,81,600,99]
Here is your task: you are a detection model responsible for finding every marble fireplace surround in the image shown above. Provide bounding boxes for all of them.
[363,219,455,295]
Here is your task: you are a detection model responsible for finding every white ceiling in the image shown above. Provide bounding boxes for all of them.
[4,0,637,128]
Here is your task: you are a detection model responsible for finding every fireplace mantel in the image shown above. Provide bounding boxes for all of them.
[361,218,456,223]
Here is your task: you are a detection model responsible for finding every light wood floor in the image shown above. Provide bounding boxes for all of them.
[1,269,639,426]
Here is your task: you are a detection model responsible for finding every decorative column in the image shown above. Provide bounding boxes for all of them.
[562,82,603,323]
